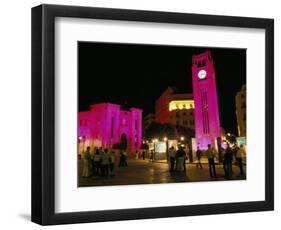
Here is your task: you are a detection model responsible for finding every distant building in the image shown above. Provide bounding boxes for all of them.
[78,103,142,153]
[155,87,195,130]
[155,87,174,124]
[143,113,156,131]
[235,84,246,137]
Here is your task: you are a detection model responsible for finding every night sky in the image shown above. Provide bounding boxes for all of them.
[78,42,246,135]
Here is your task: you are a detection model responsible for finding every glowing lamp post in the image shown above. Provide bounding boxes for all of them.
[179,136,185,148]
[163,137,168,162]
[152,139,158,160]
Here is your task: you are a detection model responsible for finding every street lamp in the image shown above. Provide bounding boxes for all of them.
[180,136,185,141]
[152,139,158,161]
[163,137,168,162]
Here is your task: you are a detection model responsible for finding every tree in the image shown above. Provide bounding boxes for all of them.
[141,143,149,150]
[144,122,177,140]
[176,125,195,139]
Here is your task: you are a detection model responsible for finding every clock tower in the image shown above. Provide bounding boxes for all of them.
[192,51,221,149]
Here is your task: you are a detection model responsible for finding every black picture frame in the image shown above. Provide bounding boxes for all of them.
[31,4,274,225]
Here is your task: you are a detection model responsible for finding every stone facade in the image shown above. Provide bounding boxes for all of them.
[78,103,142,153]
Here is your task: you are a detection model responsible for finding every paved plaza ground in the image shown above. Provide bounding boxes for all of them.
[78,157,246,187]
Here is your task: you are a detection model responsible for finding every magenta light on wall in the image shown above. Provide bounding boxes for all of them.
[78,103,142,152]
[192,51,221,149]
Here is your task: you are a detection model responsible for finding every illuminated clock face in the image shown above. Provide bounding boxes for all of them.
[198,70,207,79]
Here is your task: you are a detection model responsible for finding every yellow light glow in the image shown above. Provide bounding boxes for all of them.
[169,100,194,111]
[163,137,167,141]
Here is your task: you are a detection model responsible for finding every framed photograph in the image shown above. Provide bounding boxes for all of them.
[31,4,274,225]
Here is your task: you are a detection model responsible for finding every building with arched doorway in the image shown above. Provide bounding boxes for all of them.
[78,103,142,153]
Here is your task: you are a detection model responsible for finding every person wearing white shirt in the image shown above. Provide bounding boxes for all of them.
[82,146,91,178]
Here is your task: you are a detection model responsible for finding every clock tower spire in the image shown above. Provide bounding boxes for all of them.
[192,50,221,150]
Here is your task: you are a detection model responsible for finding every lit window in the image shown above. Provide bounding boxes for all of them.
[169,100,194,111]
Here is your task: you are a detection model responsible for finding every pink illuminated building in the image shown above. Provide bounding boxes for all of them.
[78,103,142,153]
[192,51,221,149]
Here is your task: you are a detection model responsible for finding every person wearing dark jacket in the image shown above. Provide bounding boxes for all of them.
[196,146,203,169]
[175,147,186,172]
[223,146,233,179]
[236,145,244,175]
[206,144,217,178]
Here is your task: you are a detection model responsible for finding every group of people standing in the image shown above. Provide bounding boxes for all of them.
[138,149,155,162]
[82,146,115,178]
[168,146,189,172]
[168,143,245,179]
[82,146,130,178]
[222,144,244,179]
[82,143,245,180]
[199,143,245,179]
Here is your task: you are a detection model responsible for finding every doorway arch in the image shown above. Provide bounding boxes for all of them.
[120,133,128,150]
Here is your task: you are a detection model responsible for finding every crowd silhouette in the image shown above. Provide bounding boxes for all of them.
[81,143,245,180]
